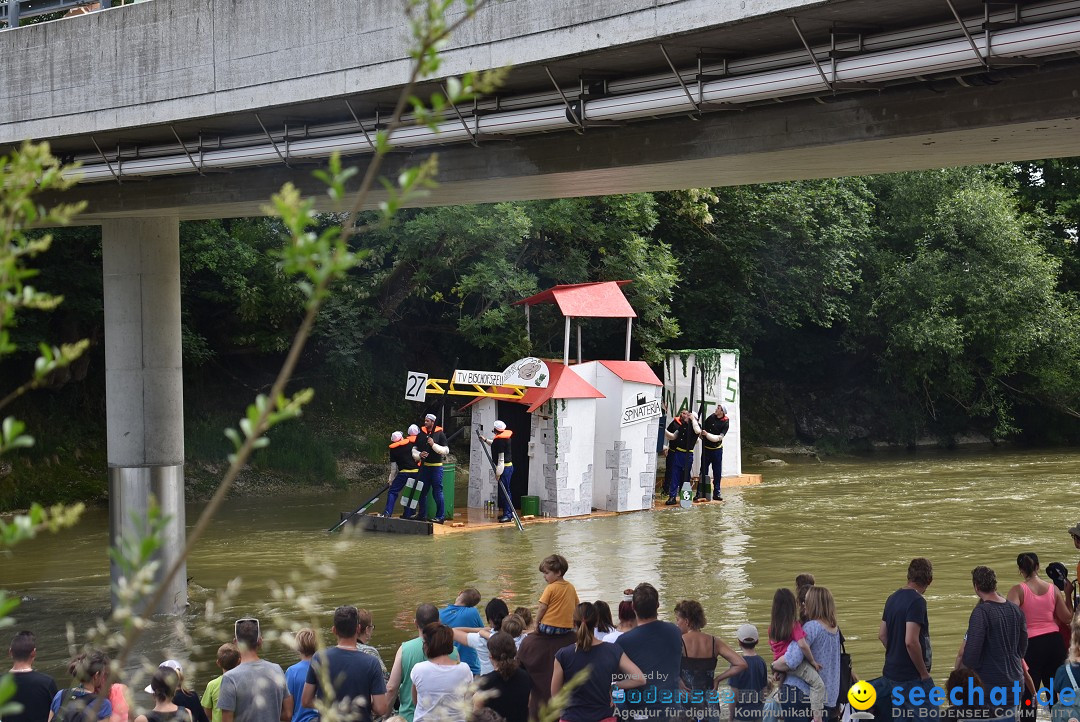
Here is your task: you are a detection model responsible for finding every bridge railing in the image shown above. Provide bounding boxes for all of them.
[0,0,124,28]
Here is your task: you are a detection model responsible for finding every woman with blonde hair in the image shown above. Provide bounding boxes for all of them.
[777,587,841,722]
[285,629,318,722]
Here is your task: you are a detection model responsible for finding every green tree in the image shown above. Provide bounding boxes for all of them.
[659,179,872,354]
[180,218,306,364]
[869,174,1080,436]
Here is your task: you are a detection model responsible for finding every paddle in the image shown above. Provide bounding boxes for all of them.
[476,428,525,532]
[328,425,468,532]
[327,484,389,533]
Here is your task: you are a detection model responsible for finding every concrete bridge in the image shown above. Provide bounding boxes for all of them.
[4,0,1080,611]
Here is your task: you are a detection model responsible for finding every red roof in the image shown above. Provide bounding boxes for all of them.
[521,362,604,412]
[598,360,662,386]
[513,282,636,318]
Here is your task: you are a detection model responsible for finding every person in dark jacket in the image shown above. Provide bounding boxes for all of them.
[412,414,449,523]
[697,405,730,502]
[960,566,1027,717]
[382,431,421,517]
[664,410,700,505]
[485,420,515,523]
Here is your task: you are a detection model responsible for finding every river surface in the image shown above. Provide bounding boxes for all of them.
[3,447,1079,694]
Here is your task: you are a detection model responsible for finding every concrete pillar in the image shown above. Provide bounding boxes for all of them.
[102,217,187,615]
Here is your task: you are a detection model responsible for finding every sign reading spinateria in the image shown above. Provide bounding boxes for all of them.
[621,399,662,426]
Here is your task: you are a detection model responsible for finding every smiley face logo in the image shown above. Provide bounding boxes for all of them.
[848,680,876,711]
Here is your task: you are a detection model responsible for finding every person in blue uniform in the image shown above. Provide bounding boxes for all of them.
[412,413,449,523]
[381,431,420,517]
[484,420,515,523]
[696,405,730,502]
[664,409,700,505]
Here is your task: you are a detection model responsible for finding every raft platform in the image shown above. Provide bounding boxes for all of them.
[338,473,762,536]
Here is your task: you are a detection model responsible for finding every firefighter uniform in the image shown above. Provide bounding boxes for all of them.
[383,431,421,516]
[489,421,515,522]
[697,407,730,501]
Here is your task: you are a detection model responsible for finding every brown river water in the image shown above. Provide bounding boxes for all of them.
[3,447,1078,695]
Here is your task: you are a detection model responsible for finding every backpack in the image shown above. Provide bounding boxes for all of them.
[1052,665,1080,722]
[834,630,855,722]
[55,689,101,722]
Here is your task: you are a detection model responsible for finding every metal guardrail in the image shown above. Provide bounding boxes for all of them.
[0,0,113,27]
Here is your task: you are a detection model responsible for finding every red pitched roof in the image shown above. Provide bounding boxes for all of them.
[513,281,636,318]
[521,362,604,412]
[598,360,662,386]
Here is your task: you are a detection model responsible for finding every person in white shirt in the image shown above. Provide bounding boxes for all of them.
[411,623,472,722]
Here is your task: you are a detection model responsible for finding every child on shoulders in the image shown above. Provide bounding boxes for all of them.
[535,555,578,635]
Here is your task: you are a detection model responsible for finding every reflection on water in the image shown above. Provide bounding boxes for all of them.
[4,447,1080,692]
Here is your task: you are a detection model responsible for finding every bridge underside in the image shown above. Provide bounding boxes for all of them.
[69,62,1080,221]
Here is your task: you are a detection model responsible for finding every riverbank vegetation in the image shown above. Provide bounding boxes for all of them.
[4,160,1080,509]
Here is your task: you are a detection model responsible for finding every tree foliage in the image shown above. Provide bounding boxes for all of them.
[11,158,1080,447]
[869,172,1080,436]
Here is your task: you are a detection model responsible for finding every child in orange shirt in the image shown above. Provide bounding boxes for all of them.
[535,554,579,635]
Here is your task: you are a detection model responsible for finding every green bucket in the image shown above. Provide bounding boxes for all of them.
[521,495,540,517]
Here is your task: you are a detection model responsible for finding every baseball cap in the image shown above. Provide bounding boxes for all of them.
[1069,523,1080,538]
[144,660,182,693]
[425,413,437,422]
[736,624,759,643]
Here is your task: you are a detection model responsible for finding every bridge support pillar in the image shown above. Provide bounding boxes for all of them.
[102,216,187,615]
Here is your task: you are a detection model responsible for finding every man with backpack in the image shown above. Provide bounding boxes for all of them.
[50,650,112,722]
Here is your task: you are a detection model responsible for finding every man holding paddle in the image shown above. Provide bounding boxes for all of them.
[483,420,516,523]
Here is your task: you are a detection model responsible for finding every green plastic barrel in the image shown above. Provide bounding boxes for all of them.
[426,463,455,519]
[521,495,540,517]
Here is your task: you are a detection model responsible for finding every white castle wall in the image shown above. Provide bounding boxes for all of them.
[529,398,595,517]
[468,398,500,508]
[578,361,659,512]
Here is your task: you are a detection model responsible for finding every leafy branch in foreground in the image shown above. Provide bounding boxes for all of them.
[108,0,506,683]
[0,141,90,453]
[0,139,89,711]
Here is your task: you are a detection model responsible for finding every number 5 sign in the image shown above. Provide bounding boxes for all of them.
[405,372,428,402]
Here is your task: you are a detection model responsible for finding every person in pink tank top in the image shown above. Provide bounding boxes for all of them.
[1007,552,1072,714]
